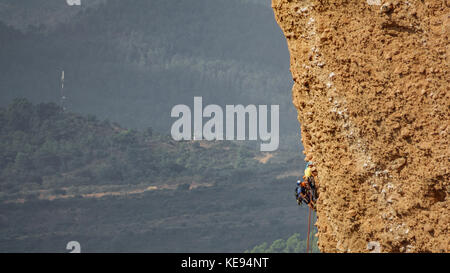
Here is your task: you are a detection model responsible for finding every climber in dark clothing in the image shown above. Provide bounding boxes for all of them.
[295,180,310,206]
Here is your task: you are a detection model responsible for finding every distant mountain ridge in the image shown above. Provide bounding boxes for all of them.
[0,0,297,139]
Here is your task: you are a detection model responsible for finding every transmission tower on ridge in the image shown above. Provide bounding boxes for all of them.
[60,70,67,111]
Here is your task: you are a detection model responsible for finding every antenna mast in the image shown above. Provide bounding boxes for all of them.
[60,70,66,111]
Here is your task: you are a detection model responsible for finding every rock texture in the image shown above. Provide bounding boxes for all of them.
[272,0,449,252]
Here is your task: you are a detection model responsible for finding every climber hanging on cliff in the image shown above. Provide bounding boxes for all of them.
[295,180,305,205]
[304,162,314,182]
[295,180,313,208]
[304,162,318,202]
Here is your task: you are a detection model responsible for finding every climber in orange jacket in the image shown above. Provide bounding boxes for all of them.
[296,179,314,208]
[295,180,308,205]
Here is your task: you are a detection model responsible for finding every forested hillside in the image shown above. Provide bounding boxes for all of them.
[0,100,311,252]
[0,98,263,200]
[246,232,319,253]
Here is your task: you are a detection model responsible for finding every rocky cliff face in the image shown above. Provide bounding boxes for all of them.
[272,0,449,252]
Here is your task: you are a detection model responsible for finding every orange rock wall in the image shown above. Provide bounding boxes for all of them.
[272,0,449,252]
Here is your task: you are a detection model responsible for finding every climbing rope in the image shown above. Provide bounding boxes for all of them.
[306,206,311,253]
